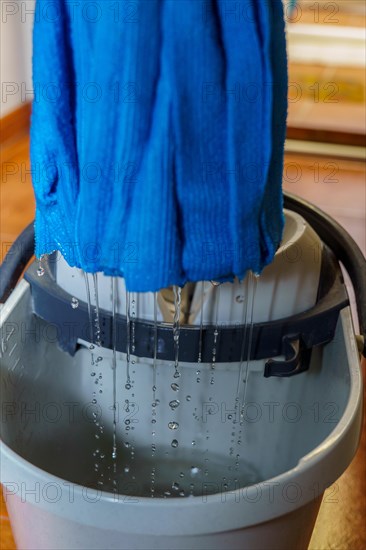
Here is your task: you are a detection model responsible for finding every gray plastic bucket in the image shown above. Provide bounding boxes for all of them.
[0,280,363,550]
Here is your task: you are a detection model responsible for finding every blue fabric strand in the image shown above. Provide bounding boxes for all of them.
[31,0,288,292]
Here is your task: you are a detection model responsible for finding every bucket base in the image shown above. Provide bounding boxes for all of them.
[4,491,321,550]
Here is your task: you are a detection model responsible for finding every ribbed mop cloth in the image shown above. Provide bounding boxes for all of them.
[31,0,288,292]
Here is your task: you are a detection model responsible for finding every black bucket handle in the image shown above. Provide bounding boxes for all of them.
[0,222,34,304]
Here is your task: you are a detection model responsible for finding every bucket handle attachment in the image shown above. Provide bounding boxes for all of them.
[264,335,312,377]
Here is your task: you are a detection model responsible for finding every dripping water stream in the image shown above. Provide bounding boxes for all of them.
[153,292,158,403]
[201,282,221,480]
[210,282,221,386]
[123,290,136,475]
[150,292,158,496]
[37,257,45,277]
[197,281,205,364]
[125,291,131,389]
[234,272,258,466]
[92,274,102,347]
[83,273,104,487]
[240,273,258,418]
[83,272,94,360]
[92,274,105,485]
[195,281,205,389]
[169,286,182,450]
[229,276,249,460]
[173,286,182,377]
[111,277,118,468]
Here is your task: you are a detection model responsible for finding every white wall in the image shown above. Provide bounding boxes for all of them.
[0,0,35,117]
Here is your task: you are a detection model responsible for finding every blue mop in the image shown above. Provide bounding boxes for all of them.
[31,0,288,292]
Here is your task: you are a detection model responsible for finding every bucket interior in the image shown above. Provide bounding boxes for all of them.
[0,284,352,498]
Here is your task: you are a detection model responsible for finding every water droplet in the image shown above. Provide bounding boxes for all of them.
[171,439,179,448]
[91,372,96,377]
[124,442,130,448]
[172,482,179,491]
[190,466,200,476]
[125,383,131,390]
[173,370,181,379]
[171,382,179,392]
[191,440,196,446]
[186,395,191,402]
[37,267,45,277]
[235,295,245,303]
[169,399,180,410]
[71,297,79,309]
[124,465,130,473]
[179,472,185,478]
[179,490,185,497]
[168,421,179,430]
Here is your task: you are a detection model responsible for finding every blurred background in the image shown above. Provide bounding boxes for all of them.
[1,1,365,548]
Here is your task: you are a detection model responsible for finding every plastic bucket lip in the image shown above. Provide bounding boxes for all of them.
[1,309,362,536]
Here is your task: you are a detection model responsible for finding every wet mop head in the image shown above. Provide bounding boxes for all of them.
[31,0,288,292]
